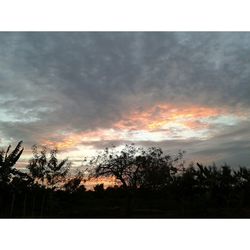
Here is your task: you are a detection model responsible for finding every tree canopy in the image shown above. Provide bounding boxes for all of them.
[0,141,24,183]
[88,144,185,190]
[27,145,70,189]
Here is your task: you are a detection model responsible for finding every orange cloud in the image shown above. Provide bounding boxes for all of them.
[114,103,224,131]
[41,103,245,151]
[42,129,124,151]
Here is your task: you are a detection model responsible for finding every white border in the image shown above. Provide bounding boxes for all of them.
[1,0,250,249]
[1,219,249,250]
[0,0,249,31]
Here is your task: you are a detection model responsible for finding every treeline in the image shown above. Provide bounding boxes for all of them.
[1,141,250,217]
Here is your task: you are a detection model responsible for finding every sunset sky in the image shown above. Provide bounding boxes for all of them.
[0,32,250,168]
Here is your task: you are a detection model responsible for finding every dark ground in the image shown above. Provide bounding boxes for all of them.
[2,184,250,218]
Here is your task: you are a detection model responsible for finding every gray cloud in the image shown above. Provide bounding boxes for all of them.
[80,121,250,167]
[0,32,250,165]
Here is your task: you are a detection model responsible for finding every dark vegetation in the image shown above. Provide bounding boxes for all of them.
[1,141,250,218]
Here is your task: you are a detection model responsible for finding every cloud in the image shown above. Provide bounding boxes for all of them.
[79,121,250,168]
[0,32,250,166]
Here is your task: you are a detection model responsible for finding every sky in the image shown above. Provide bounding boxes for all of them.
[0,32,250,168]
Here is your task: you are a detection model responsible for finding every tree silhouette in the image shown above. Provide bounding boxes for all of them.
[27,145,70,189]
[63,171,86,193]
[2,140,250,218]
[0,141,24,183]
[137,148,184,191]
[94,183,104,192]
[88,144,184,191]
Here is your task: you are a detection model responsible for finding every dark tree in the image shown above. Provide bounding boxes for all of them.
[0,141,24,183]
[63,171,86,193]
[88,144,184,191]
[27,145,70,189]
[94,183,104,192]
[136,147,184,190]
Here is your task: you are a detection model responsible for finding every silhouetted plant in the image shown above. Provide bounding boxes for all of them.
[94,183,104,192]
[234,167,250,186]
[27,145,70,189]
[88,144,184,191]
[63,171,86,193]
[1,140,250,218]
[0,141,24,183]
[137,148,184,191]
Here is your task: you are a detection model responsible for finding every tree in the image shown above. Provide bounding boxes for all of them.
[0,141,24,183]
[88,144,184,191]
[0,141,33,217]
[27,145,70,189]
[136,147,184,190]
[94,183,104,192]
[63,171,86,193]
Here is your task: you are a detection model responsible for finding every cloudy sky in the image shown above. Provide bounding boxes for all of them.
[0,32,250,167]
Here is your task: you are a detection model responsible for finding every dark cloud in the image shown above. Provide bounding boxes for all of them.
[0,32,250,165]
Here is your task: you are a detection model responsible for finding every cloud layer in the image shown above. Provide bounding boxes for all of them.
[0,32,250,166]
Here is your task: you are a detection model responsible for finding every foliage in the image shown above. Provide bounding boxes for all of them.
[88,144,185,190]
[94,183,104,192]
[63,171,86,193]
[2,141,250,217]
[0,141,24,183]
[27,145,70,189]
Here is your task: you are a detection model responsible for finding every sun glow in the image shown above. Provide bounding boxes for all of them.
[114,104,224,131]
[42,103,245,153]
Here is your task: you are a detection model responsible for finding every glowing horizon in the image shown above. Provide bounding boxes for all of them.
[40,103,247,152]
